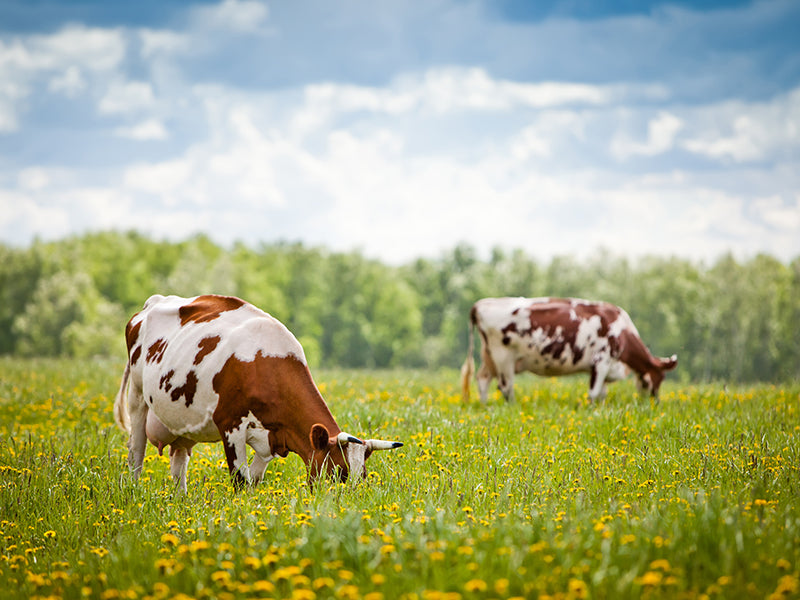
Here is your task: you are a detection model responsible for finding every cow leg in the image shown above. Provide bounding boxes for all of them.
[498,370,515,402]
[247,428,274,485]
[476,363,493,404]
[220,425,252,489]
[126,384,149,479]
[589,358,611,402]
[491,350,516,402]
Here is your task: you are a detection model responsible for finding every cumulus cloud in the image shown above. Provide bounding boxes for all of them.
[98,80,156,115]
[190,0,270,33]
[114,118,169,140]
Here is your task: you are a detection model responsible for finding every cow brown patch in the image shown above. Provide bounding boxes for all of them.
[179,295,246,326]
[147,338,168,364]
[194,335,221,365]
[211,352,345,476]
[130,345,142,365]
[159,369,175,393]
[170,370,198,407]
[125,318,142,352]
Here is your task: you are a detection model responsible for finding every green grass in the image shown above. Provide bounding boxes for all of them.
[1,357,799,600]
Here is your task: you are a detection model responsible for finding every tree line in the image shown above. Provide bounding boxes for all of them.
[1,231,798,382]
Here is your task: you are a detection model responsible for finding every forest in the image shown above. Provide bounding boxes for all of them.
[1,230,798,382]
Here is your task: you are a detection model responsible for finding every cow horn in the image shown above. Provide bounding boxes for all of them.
[365,439,404,451]
[337,432,364,445]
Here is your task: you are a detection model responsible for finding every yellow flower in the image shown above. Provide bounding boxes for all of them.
[371,574,386,585]
[777,558,792,570]
[313,577,335,590]
[252,580,275,593]
[44,530,56,539]
[211,570,231,583]
[636,571,663,587]
[292,590,316,600]
[494,579,510,594]
[337,584,360,600]
[649,559,671,571]
[243,555,261,569]
[464,578,487,592]
[568,578,588,598]
[161,533,179,546]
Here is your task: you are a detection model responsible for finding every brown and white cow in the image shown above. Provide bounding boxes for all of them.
[114,294,402,492]
[460,297,677,403]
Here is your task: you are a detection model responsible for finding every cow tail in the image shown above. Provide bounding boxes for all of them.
[113,361,132,434]
[460,309,476,402]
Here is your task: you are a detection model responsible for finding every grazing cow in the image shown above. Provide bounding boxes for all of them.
[460,297,677,403]
[114,294,402,492]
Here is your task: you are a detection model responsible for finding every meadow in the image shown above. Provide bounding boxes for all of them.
[0,357,798,600]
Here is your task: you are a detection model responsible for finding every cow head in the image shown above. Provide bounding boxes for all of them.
[638,354,678,398]
[308,423,403,484]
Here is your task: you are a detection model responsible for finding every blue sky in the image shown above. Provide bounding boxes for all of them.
[1,0,798,264]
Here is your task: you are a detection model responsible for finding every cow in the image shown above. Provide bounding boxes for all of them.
[114,294,402,492]
[460,297,677,404]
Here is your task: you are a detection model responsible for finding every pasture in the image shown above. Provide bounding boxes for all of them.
[1,357,798,600]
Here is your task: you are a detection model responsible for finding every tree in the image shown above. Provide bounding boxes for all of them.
[12,271,125,358]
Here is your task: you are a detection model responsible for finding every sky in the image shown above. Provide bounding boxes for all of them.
[1,0,799,265]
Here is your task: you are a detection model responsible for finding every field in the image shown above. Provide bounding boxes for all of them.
[1,357,799,600]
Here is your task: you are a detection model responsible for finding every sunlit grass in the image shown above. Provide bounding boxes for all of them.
[1,357,799,599]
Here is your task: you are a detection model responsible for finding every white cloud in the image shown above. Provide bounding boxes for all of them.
[99,80,156,115]
[48,65,86,97]
[754,197,800,231]
[139,29,189,58]
[611,111,683,159]
[191,0,270,33]
[114,118,169,140]
[683,87,800,163]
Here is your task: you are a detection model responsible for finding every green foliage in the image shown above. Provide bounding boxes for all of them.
[1,359,799,599]
[0,232,799,381]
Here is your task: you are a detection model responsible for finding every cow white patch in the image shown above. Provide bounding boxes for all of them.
[345,442,368,479]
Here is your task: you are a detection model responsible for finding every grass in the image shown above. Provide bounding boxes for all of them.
[1,356,799,600]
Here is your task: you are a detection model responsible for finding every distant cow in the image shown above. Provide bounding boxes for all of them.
[461,297,677,403]
[114,294,402,492]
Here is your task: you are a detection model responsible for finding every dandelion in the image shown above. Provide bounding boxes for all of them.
[493,578,510,595]
[649,559,671,571]
[568,578,588,598]
[314,577,335,590]
[252,580,275,592]
[160,533,179,546]
[43,530,56,539]
[636,571,663,586]
[777,558,792,570]
[292,590,316,600]
[211,570,231,583]
[337,584,360,600]
[243,555,261,569]
[464,579,487,592]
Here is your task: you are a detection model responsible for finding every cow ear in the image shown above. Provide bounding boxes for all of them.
[310,423,331,451]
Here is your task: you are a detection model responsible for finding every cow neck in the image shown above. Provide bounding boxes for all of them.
[250,353,341,462]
